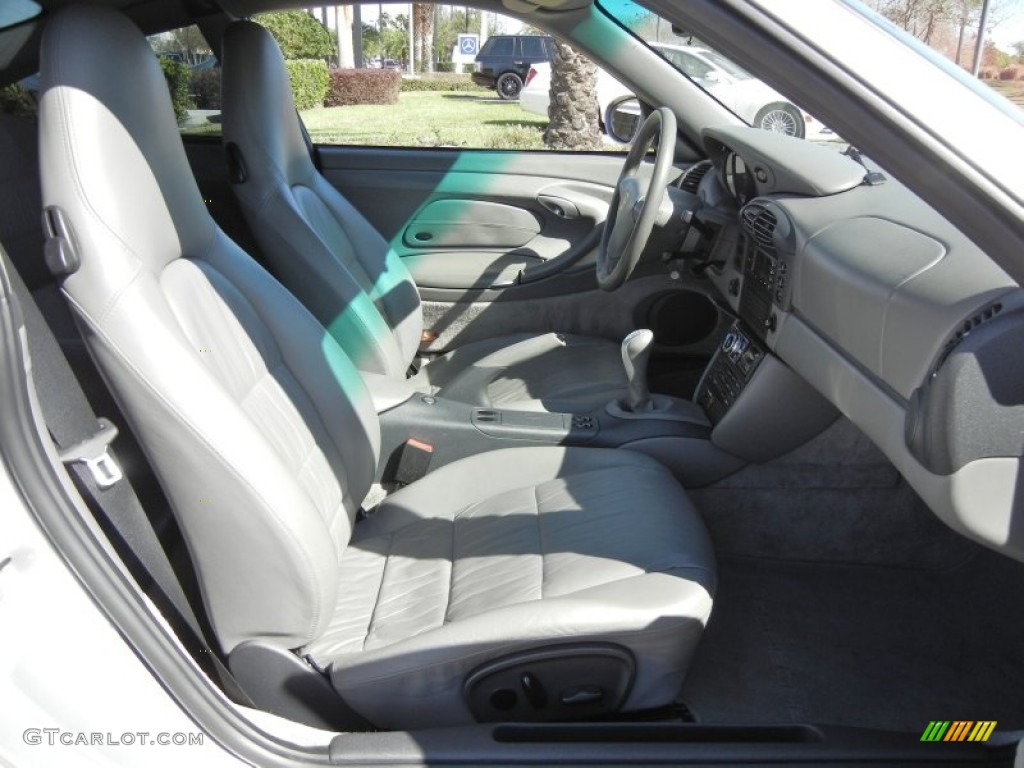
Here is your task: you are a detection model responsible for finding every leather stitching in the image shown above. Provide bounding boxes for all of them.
[443,511,458,624]
[363,531,394,650]
[534,484,545,601]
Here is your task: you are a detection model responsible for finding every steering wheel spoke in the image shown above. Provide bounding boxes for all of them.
[597,107,678,291]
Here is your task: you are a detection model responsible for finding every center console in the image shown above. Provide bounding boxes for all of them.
[697,324,765,423]
[376,202,839,490]
[377,390,741,489]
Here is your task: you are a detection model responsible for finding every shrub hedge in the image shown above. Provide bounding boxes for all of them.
[399,74,486,92]
[0,83,36,118]
[999,66,1022,81]
[159,57,193,125]
[191,68,222,109]
[326,68,400,106]
[255,10,334,60]
[285,59,329,110]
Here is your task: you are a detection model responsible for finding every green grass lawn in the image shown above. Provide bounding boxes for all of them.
[300,91,550,149]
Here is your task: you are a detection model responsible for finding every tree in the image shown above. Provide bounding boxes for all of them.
[1013,39,1024,61]
[361,11,408,64]
[953,0,983,65]
[335,5,355,67]
[255,10,333,60]
[149,25,210,65]
[413,3,435,72]
[544,41,602,151]
[869,0,1017,67]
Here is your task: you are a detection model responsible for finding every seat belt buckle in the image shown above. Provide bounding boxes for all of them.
[393,438,433,488]
[58,417,123,489]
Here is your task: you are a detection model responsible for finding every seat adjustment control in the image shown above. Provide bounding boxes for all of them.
[560,685,604,706]
[520,672,548,709]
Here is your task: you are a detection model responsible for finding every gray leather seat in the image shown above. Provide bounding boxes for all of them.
[38,5,714,729]
[221,20,628,414]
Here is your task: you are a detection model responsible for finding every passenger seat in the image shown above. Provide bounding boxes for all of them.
[220,20,631,415]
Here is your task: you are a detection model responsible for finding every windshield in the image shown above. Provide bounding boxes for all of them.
[599,0,1024,146]
[698,49,752,80]
[597,0,837,143]
[0,0,39,29]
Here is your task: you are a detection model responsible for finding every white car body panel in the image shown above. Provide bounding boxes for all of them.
[0,458,243,767]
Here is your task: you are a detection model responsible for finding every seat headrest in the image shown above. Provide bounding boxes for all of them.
[222,19,314,187]
[39,5,216,298]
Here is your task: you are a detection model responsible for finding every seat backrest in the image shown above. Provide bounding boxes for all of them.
[38,5,380,654]
[221,20,423,379]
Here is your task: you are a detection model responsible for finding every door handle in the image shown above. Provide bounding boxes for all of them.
[537,194,580,220]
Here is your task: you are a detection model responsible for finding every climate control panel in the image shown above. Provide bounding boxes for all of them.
[697,321,765,423]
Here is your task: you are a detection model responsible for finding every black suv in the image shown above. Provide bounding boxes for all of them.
[472,35,553,100]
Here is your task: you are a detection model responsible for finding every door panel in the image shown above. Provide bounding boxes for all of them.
[318,146,623,248]
[183,137,726,370]
[315,145,723,364]
[403,199,541,249]
[317,146,637,297]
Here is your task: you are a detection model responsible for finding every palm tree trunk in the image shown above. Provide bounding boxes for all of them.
[544,40,602,150]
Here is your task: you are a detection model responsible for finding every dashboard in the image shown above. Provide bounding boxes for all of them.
[722,152,756,206]
[692,125,1024,562]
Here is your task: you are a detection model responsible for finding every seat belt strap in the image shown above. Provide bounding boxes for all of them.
[3,250,253,707]
[297,109,321,171]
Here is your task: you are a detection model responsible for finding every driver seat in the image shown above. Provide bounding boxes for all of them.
[38,5,715,730]
[220,20,628,413]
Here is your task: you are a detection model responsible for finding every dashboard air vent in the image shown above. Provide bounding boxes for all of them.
[932,301,1004,374]
[679,160,712,194]
[741,202,777,255]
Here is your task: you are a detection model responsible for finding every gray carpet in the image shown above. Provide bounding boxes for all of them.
[689,418,978,569]
[681,549,1024,732]
[681,417,1024,733]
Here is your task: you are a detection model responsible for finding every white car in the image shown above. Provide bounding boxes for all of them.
[521,43,826,140]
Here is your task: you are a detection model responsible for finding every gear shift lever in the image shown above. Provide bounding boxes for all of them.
[621,329,654,412]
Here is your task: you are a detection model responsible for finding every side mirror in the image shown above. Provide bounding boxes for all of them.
[605,97,642,144]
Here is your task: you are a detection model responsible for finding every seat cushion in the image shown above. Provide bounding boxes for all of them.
[302,447,715,729]
[416,332,629,413]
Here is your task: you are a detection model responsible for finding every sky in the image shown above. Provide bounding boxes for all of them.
[991,1,1024,50]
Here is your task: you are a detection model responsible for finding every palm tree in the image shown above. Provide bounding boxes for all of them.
[413,3,435,72]
[544,40,602,150]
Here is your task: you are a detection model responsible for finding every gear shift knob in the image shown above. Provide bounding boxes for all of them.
[621,329,654,412]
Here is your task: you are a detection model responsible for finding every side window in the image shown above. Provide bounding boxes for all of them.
[142,7,630,152]
[295,4,629,152]
[147,25,222,136]
[520,36,547,59]
[488,37,514,56]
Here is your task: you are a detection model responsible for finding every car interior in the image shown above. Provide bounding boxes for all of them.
[1,0,1023,764]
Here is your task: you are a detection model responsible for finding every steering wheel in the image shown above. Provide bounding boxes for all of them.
[597,107,678,291]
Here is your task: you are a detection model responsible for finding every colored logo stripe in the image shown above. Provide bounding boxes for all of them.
[920,721,997,742]
[944,721,973,741]
[968,721,998,742]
